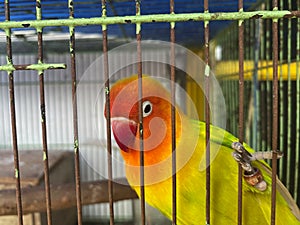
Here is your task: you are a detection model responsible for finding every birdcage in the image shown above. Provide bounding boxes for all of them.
[0,0,299,225]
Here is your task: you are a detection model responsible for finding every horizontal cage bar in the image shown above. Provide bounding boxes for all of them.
[0,10,299,30]
[0,63,66,71]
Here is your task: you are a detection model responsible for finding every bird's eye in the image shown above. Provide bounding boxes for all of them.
[142,101,152,117]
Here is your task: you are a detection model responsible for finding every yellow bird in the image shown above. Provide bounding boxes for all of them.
[106,75,300,224]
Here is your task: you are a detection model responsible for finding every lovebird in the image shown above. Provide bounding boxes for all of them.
[105,75,300,224]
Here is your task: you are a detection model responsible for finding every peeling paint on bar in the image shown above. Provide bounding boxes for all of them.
[43,151,47,161]
[136,23,141,35]
[74,139,79,153]
[238,8,244,27]
[36,0,42,20]
[204,10,209,28]
[170,21,175,29]
[205,64,210,77]
[170,12,176,29]
[238,19,243,26]
[105,87,109,94]
[4,28,10,37]
[101,4,107,31]
[14,169,19,179]
[69,26,75,54]
[0,11,299,30]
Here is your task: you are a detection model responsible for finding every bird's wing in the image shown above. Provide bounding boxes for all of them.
[203,120,300,220]
[258,162,300,220]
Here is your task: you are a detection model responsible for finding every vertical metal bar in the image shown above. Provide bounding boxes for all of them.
[286,0,293,194]
[5,1,24,225]
[135,1,146,225]
[265,0,272,153]
[238,0,244,224]
[278,0,285,181]
[271,0,279,224]
[68,1,83,225]
[169,0,176,224]
[259,4,267,152]
[229,80,236,134]
[36,1,52,225]
[295,0,300,204]
[252,18,261,150]
[203,0,210,224]
[233,31,239,137]
[227,32,234,134]
[256,18,262,153]
[101,0,115,224]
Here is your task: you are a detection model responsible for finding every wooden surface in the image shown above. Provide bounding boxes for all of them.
[0,150,68,186]
[0,150,138,216]
[0,178,138,215]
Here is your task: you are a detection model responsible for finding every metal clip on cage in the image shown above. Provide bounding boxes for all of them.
[232,142,283,192]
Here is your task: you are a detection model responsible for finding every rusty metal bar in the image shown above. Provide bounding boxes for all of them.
[135,1,146,225]
[169,0,176,224]
[271,0,279,224]
[278,0,285,184]
[5,1,24,225]
[101,0,115,224]
[36,1,52,225]
[204,0,211,224]
[286,0,293,197]
[238,0,244,224]
[295,0,300,205]
[265,1,272,155]
[68,1,83,225]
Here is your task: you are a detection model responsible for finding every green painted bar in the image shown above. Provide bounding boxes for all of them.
[0,10,299,30]
[0,63,66,71]
[0,64,14,71]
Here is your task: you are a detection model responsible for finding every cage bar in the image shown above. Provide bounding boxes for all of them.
[257,8,264,153]
[0,63,66,71]
[36,1,53,225]
[4,1,24,225]
[265,1,272,157]
[295,0,300,203]
[0,10,300,30]
[135,1,146,225]
[286,0,293,194]
[204,0,211,224]
[169,0,177,225]
[251,17,261,150]
[238,0,245,224]
[101,0,115,224]
[278,1,285,182]
[265,1,272,161]
[68,1,83,225]
[271,0,279,224]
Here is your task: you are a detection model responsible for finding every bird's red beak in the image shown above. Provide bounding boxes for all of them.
[111,117,137,152]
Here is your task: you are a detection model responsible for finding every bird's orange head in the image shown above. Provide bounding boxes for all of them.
[105,75,182,167]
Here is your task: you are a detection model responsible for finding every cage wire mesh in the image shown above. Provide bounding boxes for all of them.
[0,0,300,225]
